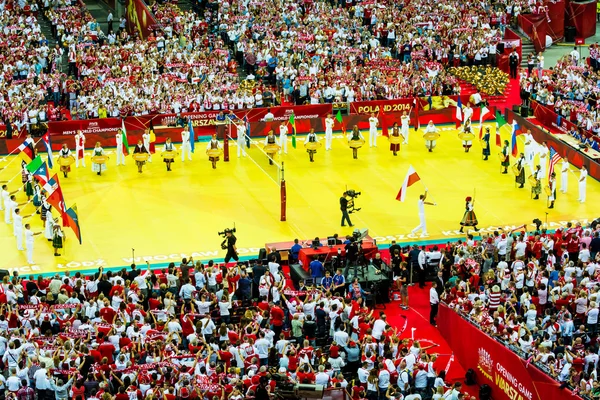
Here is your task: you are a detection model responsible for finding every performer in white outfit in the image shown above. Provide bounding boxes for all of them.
[411,190,436,237]
[13,208,24,250]
[181,127,192,161]
[400,111,410,145]
[1,184,17,212]
[4,195,21,225]
[115,130,125,166]
[463,103,473,124]
[523,130,536,175]
[538,141,549,178]
[548,172,557,209]
[91,143,107,175]
[423,121,440,152]
[578,166,587,203]
[44,209,55,241]
[279,122,288,154]
[560,156,569,193]
[236,122,247,158]
[142,130,152,162]
[24,223,41,264]
[368,113,378,147]
[74,130,86,167]
[324,114,334,150]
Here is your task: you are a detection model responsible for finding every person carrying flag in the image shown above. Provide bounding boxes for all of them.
[181,125,192,162]
[235,120,247,158]
[279,121,289,155]
[400,111,410,145]
[325,114,334,150]
[501,140,510,173]
[548,172,557,209]
[116,130,125,166]
[368,112,379,147]
[482,127,491,160]
[74,130,86,167]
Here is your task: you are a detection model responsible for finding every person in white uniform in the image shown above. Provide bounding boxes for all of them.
[523,130,536,174]
[538,141,549,178]
[548,172,557,209]
[236,121,247,158]
[578,166,587,203]
[74,130,86,167]
[560,156,569,193]
[423,121,439,152]
[4,194,23,225]
[463,103,473,123]
[13,208,25,250]
[368,112,378,147]
[142,130,152,162]
[279,122,288,154]
[324,114,334,150]
[411,190,436,237]
[115,130,125,166]
[400,111,410,144]
[1,184,17,212]
[181,126,192,161]
[24,223,41,264]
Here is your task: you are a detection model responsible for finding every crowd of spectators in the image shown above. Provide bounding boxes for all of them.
[440,219,600,398]
[1,0,539,131]
[521,49,600,149]
[0,250,481,400]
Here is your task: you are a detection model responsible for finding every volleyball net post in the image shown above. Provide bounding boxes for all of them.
[280,162,286,221]
[225,127,287,222]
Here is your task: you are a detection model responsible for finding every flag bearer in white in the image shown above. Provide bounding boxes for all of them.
[116,131,125,166]
[368,113,378,147]
[24,223,41,264]
[578,166,587,203]
[411,190,436,237]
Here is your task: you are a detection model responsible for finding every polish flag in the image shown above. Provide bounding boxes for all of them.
[396,165,421,202]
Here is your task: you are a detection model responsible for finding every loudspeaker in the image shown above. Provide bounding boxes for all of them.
[565,26,576,43]
[512,105,521,113]
[258,248,267,261]
[0,269,9,280]
[521,105,529,118]
[497,42,505,54]
[296,384,324,398]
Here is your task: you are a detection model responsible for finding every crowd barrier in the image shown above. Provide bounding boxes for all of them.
[530,101,587,138]
[438,304,581,400]
[0,96,487,155]
[506,108,600,180]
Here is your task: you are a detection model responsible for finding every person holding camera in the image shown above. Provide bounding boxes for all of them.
[340,192,354,227]
[222,229,239,264]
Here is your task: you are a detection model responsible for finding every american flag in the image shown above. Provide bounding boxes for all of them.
[548,147,561,179]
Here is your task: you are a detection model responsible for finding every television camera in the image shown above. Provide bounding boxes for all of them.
[345,189,362,213]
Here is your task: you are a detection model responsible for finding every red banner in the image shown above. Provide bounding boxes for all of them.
[125,0,159,39]
[507,108,600,180]
[350,99,413,115]
[47,118,122,136]
[547,1,565,40]
[439,305,580,400]
[519,14,547,53]
[531,101,579,135]
[241,104,332,122]
[567,0,597,39]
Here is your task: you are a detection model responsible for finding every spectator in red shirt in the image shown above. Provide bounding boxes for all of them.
[269,302,285,338]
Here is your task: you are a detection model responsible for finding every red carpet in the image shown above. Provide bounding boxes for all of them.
[384,283,480,398]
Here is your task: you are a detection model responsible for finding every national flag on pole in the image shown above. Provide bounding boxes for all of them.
[43,174,67,221]
[18,137,35,161]
[335,109,346,136]
[396,165,421,202]
[413,98,420,131]
[42,133,53,169]
[511,122,521,157]
[495,110,507,147]
[26,156,50,185]
[289,113,297,148]
[243,115,251,148]
[479,104,491,139]
[121,120,130,155]
[188,119,195,153]
[445,355,454,375]
[378,108,389,137]
[455,97,463,128]
[65,204,82,244]
[548,147,561,179]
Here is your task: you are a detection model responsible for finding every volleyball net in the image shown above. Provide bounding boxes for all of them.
[225,121,287,221]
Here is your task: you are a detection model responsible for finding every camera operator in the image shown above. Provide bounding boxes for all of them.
[340,191,354,227]
[223,229,239,263]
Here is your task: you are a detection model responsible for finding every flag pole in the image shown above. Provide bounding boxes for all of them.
[420,181,438,205]
[0,137,43,174]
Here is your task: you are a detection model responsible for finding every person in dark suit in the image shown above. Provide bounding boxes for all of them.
[251,261,266,298]
[128,264,140,282]
[509,49,519,79]
[407,245,421,286]
[315,303,328,337]
[343,238,359,278]
[434,270,445,297]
